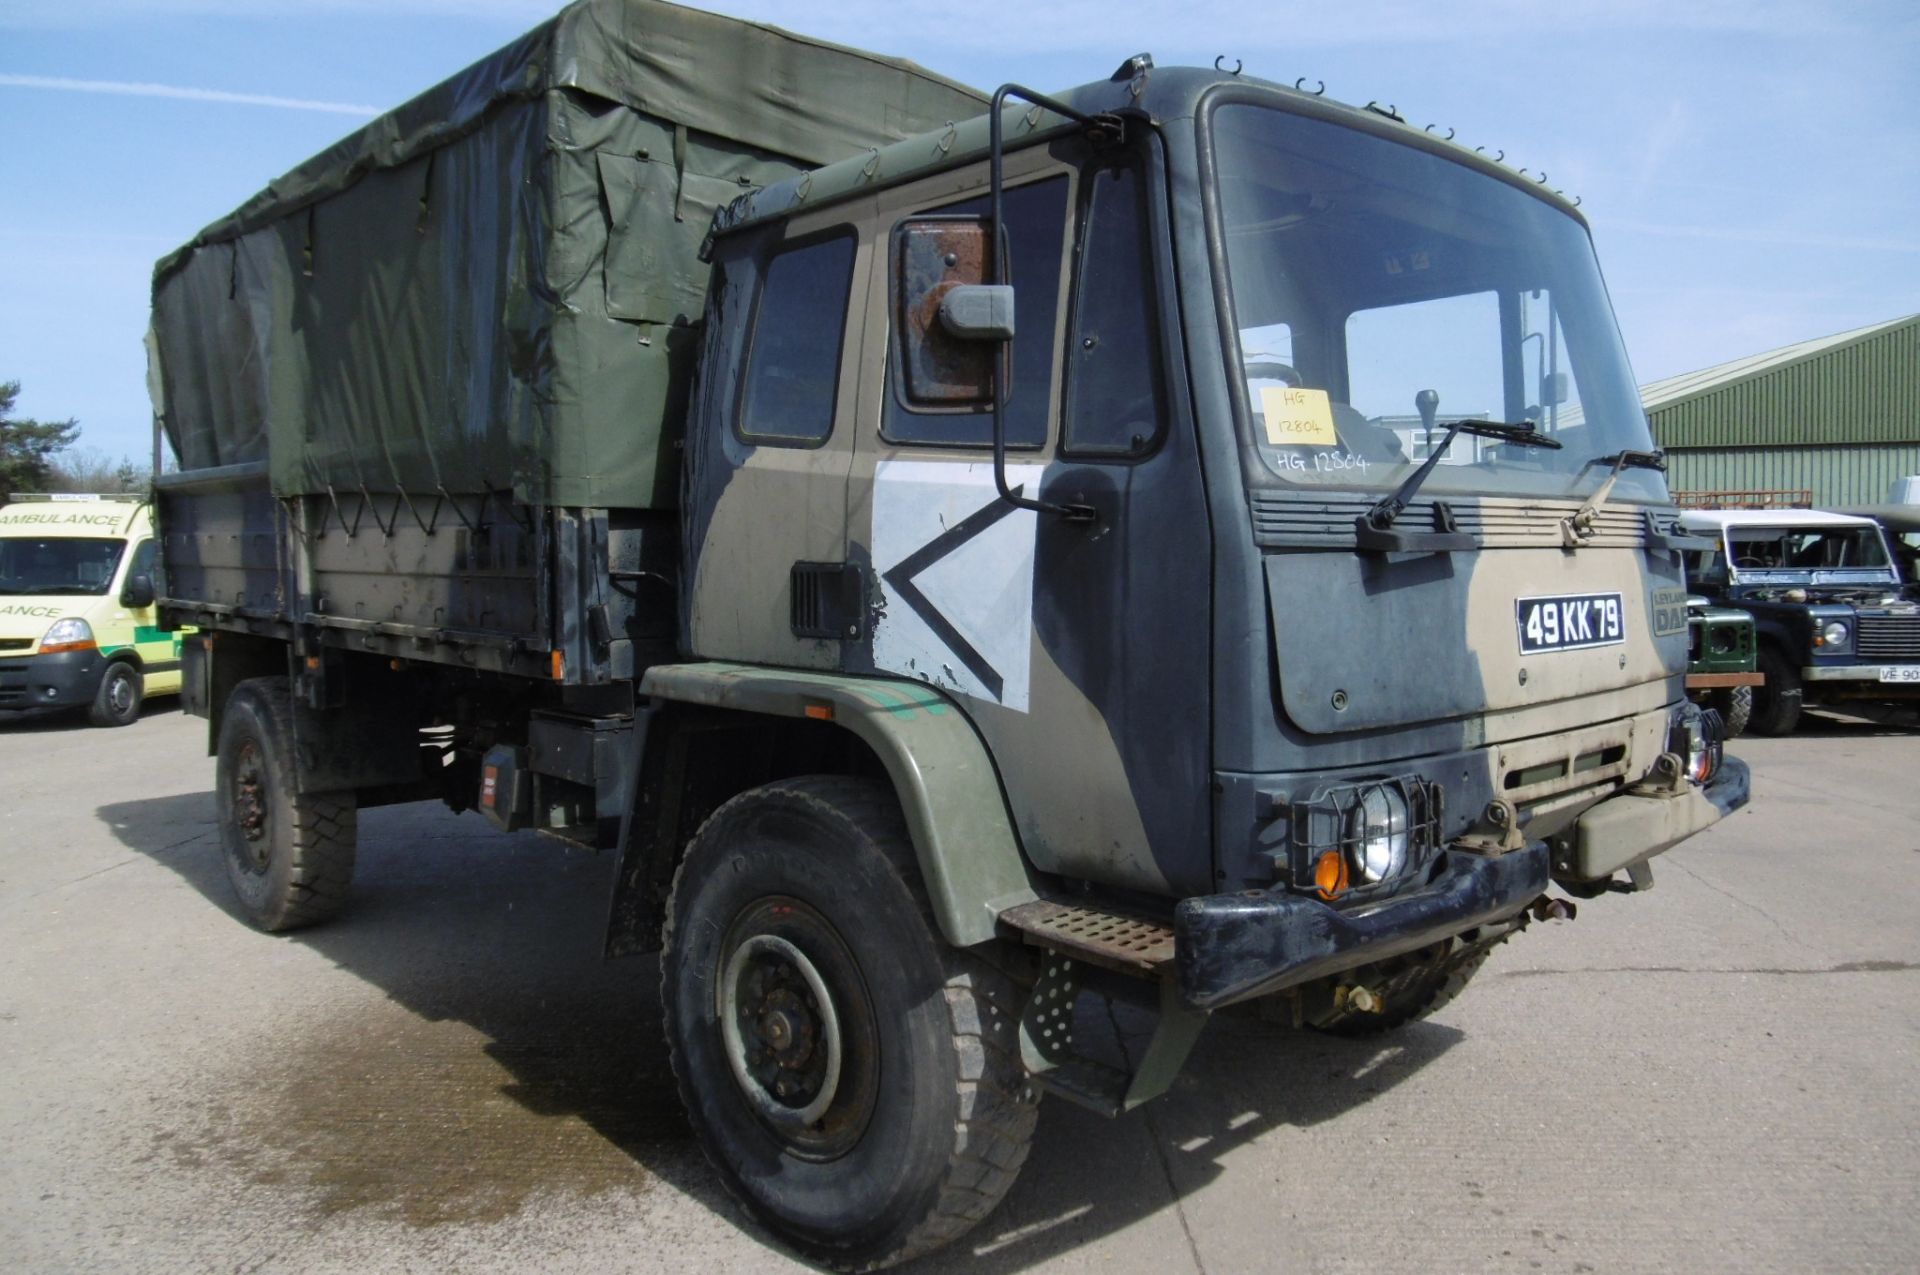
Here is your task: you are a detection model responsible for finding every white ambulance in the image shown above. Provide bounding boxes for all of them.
[0,493,185,726]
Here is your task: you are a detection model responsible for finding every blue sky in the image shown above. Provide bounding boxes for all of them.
[3,0,1916,468]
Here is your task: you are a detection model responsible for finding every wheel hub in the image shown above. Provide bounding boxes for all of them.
[722,933,841,1130]
[231,743,270,867]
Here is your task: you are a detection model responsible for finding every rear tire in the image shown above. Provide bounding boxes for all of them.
[88,660,142,727]
[1749,647,1802,736]
[661,776,1037,1271]
[215,677,357,931]
[1709,685,1753,739]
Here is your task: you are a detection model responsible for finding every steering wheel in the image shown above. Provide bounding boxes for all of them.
[1734,555,1768,569]
[1243,360,1300,387]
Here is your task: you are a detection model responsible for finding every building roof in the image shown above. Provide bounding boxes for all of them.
[1641,314,1917,412]
[1643,312,1920,450]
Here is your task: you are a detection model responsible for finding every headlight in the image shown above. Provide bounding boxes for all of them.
[1347,786,1410,882]
[1669,702,1723,786]
[1819,620,1850,648]
[39,617,96,653]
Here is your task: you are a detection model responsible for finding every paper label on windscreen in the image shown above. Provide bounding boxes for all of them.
[1259,386,1338,447]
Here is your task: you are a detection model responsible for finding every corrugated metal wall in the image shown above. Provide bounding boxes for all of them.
[1666,443,1920,507]
[1650,316,1920,448]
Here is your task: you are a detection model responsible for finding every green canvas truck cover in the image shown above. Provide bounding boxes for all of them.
[149,0,984,508]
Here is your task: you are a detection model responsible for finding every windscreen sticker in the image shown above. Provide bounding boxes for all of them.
[1259,386,1339,447]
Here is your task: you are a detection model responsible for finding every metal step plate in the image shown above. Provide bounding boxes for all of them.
[998,899,1177,977]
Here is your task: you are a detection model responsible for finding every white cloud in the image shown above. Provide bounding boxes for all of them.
[0,73,379,115]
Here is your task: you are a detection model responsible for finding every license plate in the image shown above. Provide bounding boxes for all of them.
[1881,666,1920,684]
[1516,592,1625,655]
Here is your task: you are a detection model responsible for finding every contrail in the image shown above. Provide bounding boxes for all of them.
[0,73,378,116]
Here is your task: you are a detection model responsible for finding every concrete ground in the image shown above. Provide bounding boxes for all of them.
[1,701,1916,1274]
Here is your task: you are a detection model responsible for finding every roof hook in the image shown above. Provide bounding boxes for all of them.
[1364,101,1403,122]
[860,147,882,181]
[1476,146,1505,162]
[1535,170,1549,184]
[1215,55,1243,75]
[935,120,957,155]
[1296,77,1325,95]
[1426,124,1456,141]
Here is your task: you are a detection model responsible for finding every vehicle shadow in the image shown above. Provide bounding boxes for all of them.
[1789,707,1919,738]
[0,699,183,734]
[100,791,1462,1271]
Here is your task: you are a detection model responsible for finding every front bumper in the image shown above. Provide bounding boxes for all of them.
[0,648,105,713]
[1174,756,1751,1011]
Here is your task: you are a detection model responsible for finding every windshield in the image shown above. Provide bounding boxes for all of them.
[1719,524,1896,584]
[1211,101,1663,502]
[0,537,126,596]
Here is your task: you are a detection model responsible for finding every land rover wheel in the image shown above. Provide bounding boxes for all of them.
[1749,648,1802,736]
[661,777,1037,1271]
[1709,685,1753,739]
[214,677,357,931]
[88,660,142,727]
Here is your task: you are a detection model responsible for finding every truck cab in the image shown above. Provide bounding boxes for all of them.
[687,65,1746,979]
[0,494,183,726]
[1679,507,1920,732]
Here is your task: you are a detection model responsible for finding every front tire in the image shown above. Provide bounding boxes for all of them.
[1749,647,1802,736]
[214,677,357,931]
[1709,685,1753,739]
[88,660,142,727]
[661,777,1037,1271]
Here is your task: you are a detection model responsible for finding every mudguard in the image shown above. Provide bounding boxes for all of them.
[640,661,1039,947]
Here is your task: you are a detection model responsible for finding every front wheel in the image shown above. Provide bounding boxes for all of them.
[1749,648,1802,736]
[1311,943,1494,1037]
[88,660,142,727]
[1709,685,1753,739]
[661,777,1037,1271]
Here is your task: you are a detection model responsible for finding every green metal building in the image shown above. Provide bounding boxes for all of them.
[1643,313,1920,507]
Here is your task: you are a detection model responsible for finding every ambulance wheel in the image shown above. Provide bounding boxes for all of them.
[88,660,142,727]
[661,776,1037,1271]
[215,677,357,932]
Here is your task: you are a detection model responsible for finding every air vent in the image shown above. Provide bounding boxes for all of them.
[790,562,865,640]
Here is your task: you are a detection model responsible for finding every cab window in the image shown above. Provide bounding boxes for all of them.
[738,230,858,446]
[1064,160,1165,457]
[884,175,1070,448]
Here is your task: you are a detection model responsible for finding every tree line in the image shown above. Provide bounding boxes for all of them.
[1,380,146,500]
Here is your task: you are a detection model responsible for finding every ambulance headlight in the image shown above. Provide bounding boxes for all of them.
[40,617,96,654]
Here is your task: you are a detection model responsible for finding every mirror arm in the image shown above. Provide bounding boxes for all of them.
[989,82,1097,524]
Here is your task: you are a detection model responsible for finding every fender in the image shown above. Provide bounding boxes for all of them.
[640,661,1039,947]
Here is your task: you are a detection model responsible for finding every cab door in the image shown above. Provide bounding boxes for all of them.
[846,136,1214,898]
[683,199,876,669]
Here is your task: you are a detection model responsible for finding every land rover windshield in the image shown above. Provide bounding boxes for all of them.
[1210,101,1663,503]
[0,537,126,596]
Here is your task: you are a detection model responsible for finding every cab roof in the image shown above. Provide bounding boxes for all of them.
[1677,508,1879,531]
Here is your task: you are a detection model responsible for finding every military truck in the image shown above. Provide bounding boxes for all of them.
[150,2,1749,1266]
[1679,509,1920,734]
[1685,598,1761,737]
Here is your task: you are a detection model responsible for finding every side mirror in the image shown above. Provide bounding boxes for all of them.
[895,217,1009,405]
[121,573,156,609]
[938,285,1016,341]
[1539,371,1570,407]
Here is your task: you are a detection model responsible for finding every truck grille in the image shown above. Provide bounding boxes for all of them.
[1857,615,1920,661]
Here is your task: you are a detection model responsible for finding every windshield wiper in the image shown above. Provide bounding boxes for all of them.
[1355,418,1562,553]
[1561,448,1665,548]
